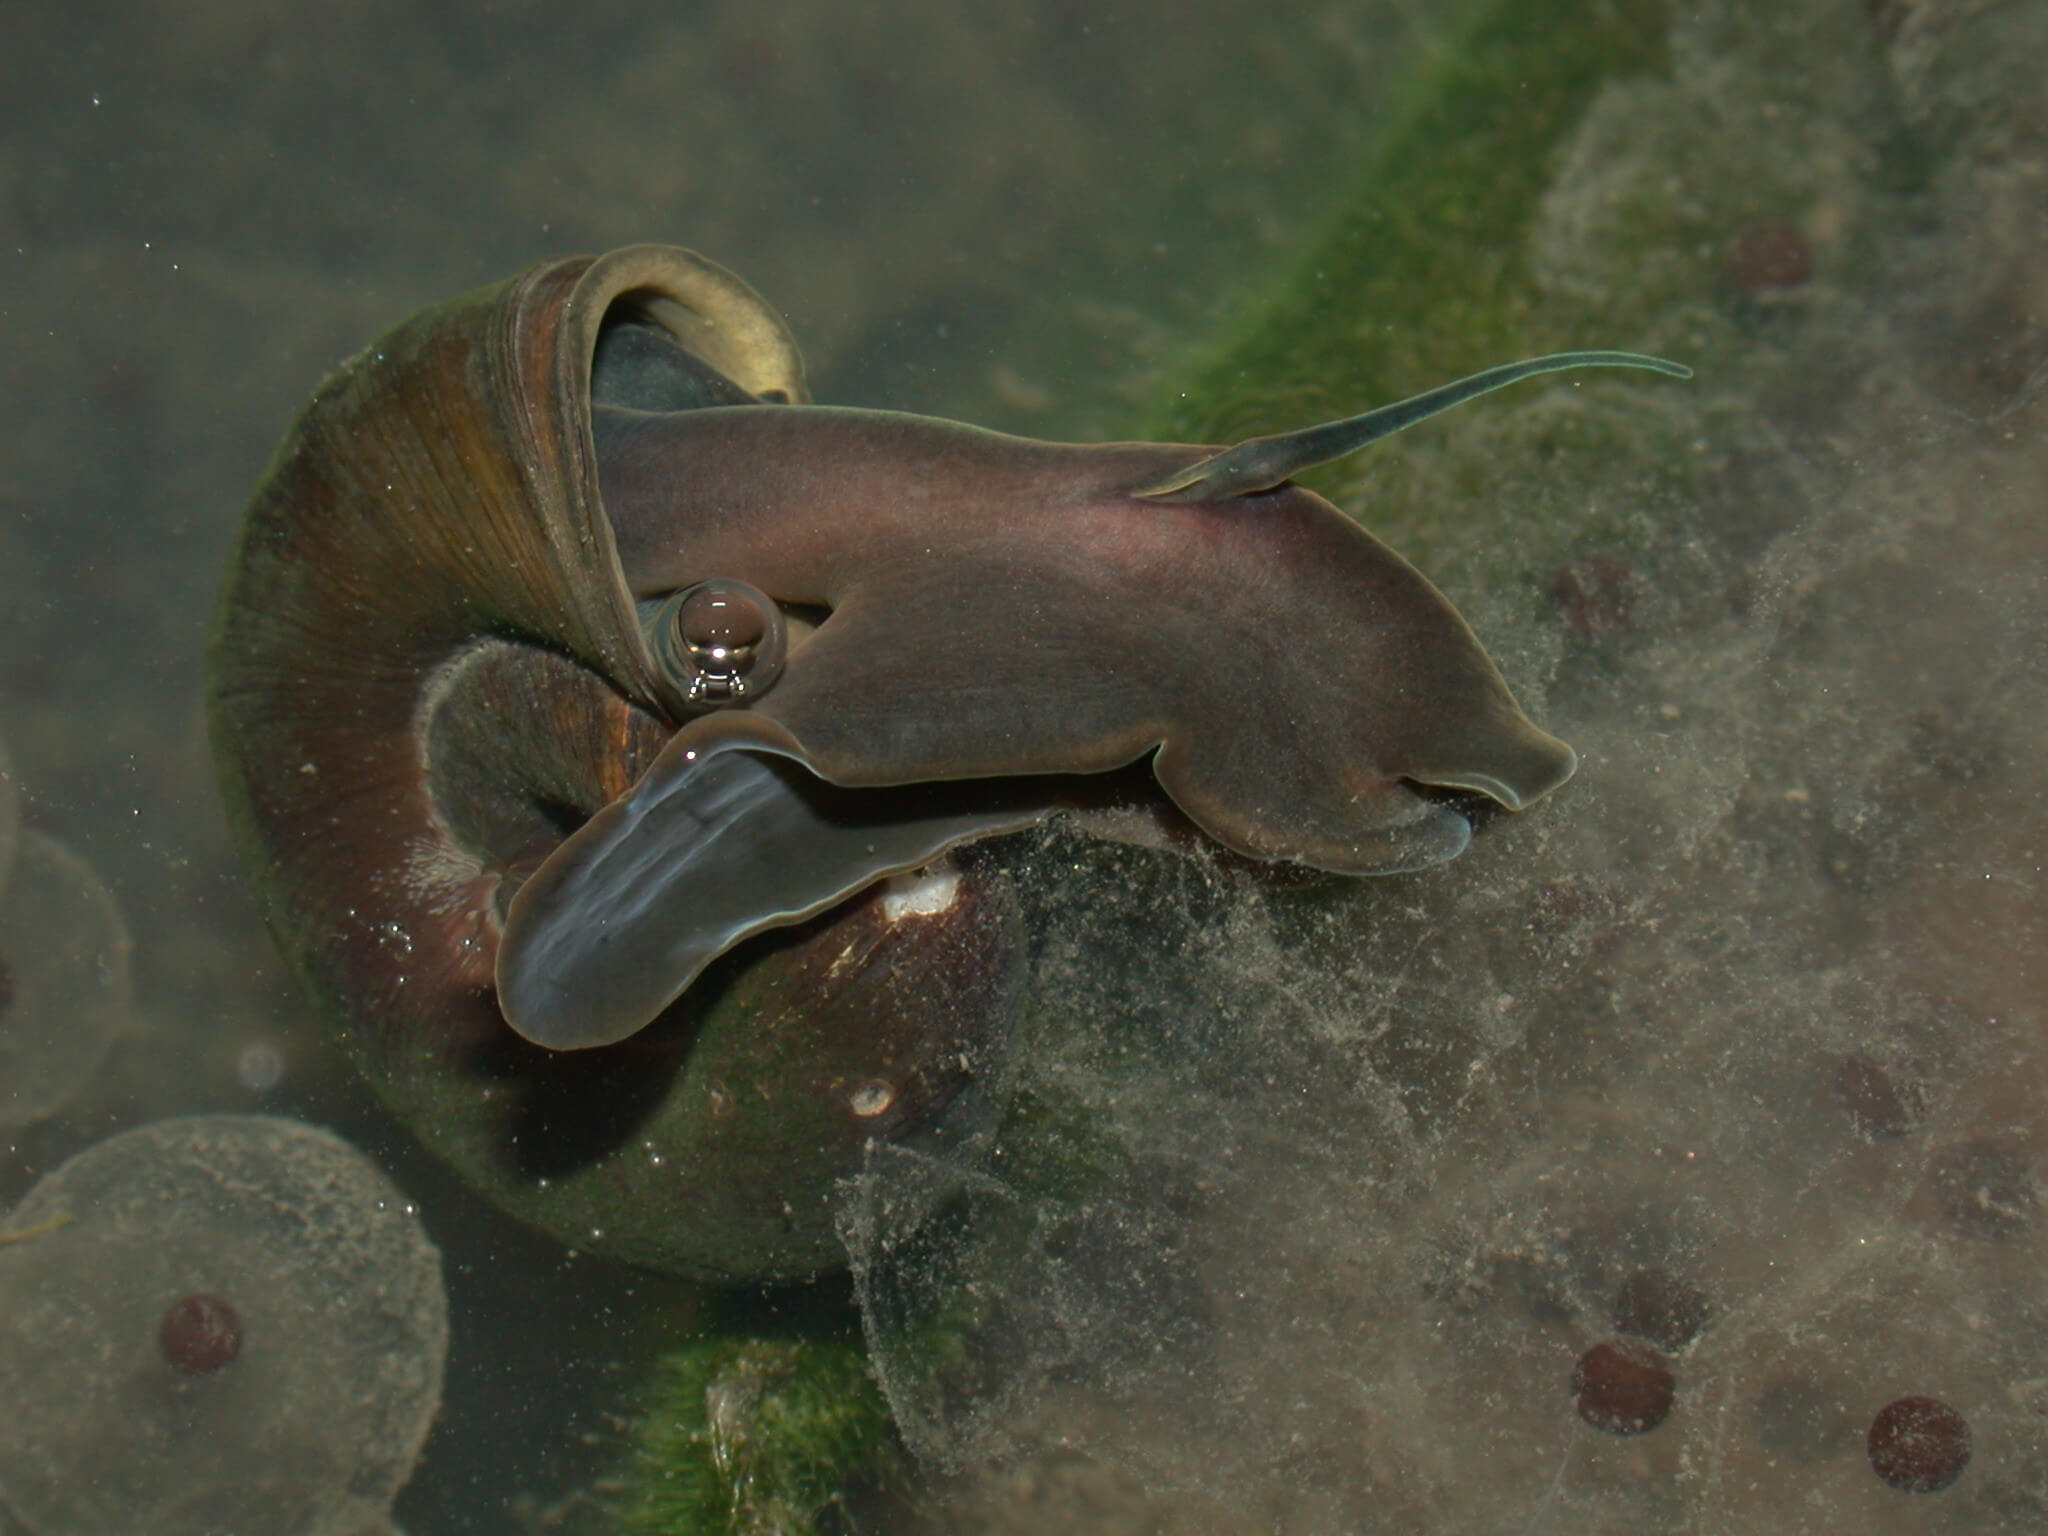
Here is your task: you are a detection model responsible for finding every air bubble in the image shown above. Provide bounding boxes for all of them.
[235,1040,286,1094]
[645,578,786,705]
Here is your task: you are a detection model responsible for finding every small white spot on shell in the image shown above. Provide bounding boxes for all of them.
[849,1080,896,1118]
[879,862,962,922]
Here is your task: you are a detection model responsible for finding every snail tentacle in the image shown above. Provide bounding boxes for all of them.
[1132,350,1691,503]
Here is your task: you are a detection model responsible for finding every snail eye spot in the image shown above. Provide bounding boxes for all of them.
[646,579,787,707]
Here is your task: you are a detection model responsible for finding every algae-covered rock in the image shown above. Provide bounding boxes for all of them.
[1152,0,1924,600]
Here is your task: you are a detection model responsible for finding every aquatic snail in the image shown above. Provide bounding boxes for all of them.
[208,245,1685,1281]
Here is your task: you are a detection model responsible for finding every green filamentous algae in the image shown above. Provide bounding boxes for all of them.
[618,1332,897,1536]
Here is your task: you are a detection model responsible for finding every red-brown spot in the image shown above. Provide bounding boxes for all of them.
[1868,1395,1970,1492]
[158,1293,243,1377]
[1572,1338,1675,1434]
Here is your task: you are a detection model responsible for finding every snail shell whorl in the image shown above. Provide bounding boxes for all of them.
[208,249,1008,1282]
[212,249,806,1046]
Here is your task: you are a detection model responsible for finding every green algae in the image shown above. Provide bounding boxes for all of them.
[1150,0,1674,449]
[604,1087,1141,1533]
[1141,0,1710,600]
[616,1320,898,1536]
[1140,0,1936,614]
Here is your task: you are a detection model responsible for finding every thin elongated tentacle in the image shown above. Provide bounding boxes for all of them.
[1133,351,1692,503]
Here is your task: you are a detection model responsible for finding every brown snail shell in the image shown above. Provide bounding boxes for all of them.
[210,249,1022,1281]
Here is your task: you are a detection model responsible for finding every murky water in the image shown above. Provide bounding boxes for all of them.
[4,1,2046,1532]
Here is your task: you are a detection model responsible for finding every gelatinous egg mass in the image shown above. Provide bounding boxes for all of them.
[159,1292,243,1377]
[0,1115,447,1536]
[1572,1338,1677,1435]
[0,830,133,1131]
[1867,1394,1971,1493]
